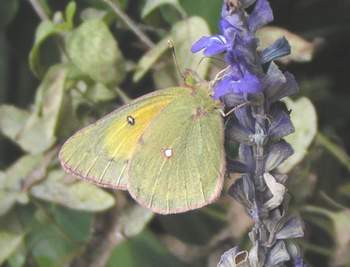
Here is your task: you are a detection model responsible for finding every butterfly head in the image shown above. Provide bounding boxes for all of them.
[183,69,201,87]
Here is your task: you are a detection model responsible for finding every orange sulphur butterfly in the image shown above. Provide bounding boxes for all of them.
[59,77,225,214]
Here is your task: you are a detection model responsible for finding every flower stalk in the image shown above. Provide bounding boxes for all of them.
[192,0,306,266]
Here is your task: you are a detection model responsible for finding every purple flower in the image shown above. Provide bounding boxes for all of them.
[191,0,276,98]
[295,257,307,267]
[191,35,227,56]
[191,15,242,57]
[214,69,262,98]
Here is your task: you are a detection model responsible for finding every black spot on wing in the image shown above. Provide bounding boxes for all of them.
[127,115,135,125]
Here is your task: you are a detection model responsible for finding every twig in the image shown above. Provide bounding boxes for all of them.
[73,193,127,267]
[101,0,155,49]
[27,0,50,21]
[316,132,350,172]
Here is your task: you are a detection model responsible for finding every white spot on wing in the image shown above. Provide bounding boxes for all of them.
[163,148,173,159]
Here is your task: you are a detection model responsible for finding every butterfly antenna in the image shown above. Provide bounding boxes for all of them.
[224,101,250,117]
[196,56,226,71]
[167,40,185,80]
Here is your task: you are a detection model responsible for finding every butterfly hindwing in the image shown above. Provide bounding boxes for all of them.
[127,86,225,214]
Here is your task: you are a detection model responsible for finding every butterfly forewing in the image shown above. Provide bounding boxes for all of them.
[59,88,181,189]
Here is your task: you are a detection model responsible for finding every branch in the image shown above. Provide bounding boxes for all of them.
[72,193,127,267]
[27,0,50,21]
[101,0,155,49]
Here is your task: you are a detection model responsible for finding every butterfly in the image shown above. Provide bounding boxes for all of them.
[59,73,225,214]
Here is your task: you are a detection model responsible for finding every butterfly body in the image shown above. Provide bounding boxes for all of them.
[59,82,225,214]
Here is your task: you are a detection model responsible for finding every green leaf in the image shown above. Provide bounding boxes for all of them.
[179,0,222,33]
[65,1,77,30]
[0,105,30,140]
[30,169,115,212]
[28,212,82,267]
[66,19,126,85]
[134,16,210,83]
[0,0,19,29]
[142,0,185,18]
[107,230,186,267]
[15,66,67,154]
[339,183,350,197]
[118,206,154,237]
[49,205,93,243]
[80,7,111,22]
[29,2,77,77]
[84,82,119,102]
[7,244,26,267]
[0,154,44,216]
[158,209,225,245]
[29,21,63,77]
[316,133,350,172]
[279,97,317,173]
[0,231,24,265]
[303,206,350,266]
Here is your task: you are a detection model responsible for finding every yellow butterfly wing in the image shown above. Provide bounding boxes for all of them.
[127,85,225,214]
[59,88,181,189]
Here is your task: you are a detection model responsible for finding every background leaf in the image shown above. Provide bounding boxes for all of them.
[0,154,44,216]
[66,19,126,85]
[0,231,24,265]
[134,16,211,83]
[279,97,318,173]
[31,169,115,212]
[0,0,19,29]
[15,65,67,154]
[257,26,319,64]
[142,0,185,18]
[107,230,187,267]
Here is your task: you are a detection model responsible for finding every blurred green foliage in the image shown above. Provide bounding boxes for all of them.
[0,0,349,266]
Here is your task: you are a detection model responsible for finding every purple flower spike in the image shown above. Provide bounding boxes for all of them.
[192,2,304,265]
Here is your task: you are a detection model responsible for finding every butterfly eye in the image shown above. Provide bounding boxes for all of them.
[127,115,136,125]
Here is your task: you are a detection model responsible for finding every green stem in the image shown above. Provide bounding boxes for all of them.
[299,241,333,256]
[27,0,50,20]
[101,0,155,49]
[316,132,350,172]
[301,205,334,218]
[114,86,131,104]
[201,207,227,222]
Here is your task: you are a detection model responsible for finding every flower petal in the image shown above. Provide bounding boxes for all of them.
[227,121,254,144]
[276,216,304,240]
[261,37,291,64]
[191,36,211,53]
[264,62,299,103]
[265,241,291,266]
[268,108,295,140]
[222,92,246,107]
[231,71,263,94]
[213,76,233,99]
[217,247,240,267]
[191,35,227,56]
[203,37,227,56]
[234,105,255,131]
[227,159,249,173]
[265,140,294,171]
[248,0,274,32]
[239,144,255,171]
